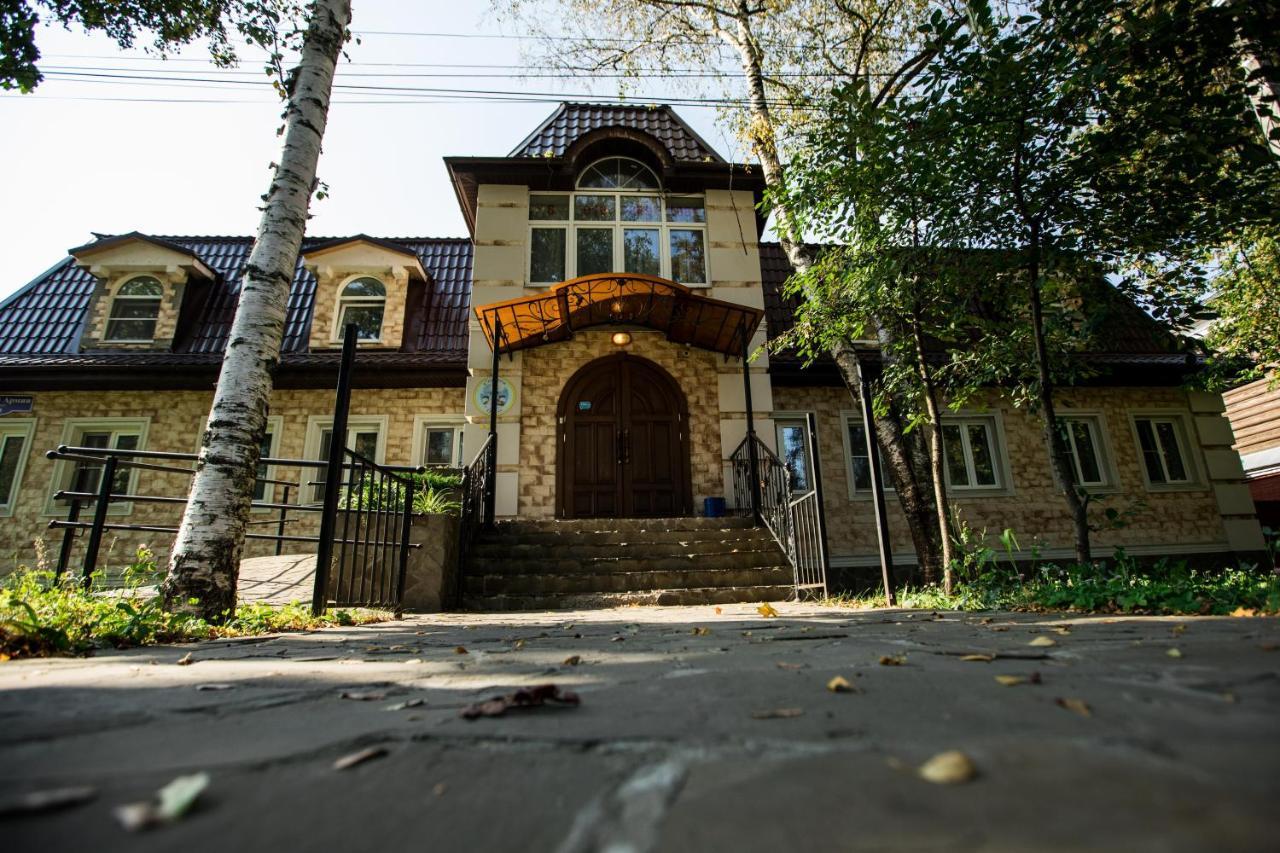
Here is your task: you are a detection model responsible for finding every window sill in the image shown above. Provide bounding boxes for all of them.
[1139,481,1208,494]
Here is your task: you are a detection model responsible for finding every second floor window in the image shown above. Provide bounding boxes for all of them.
[105,276,163,341]
[336,277,386,341]
[528,157,708,286]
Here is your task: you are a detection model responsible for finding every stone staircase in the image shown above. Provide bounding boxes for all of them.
[461,516,795,610]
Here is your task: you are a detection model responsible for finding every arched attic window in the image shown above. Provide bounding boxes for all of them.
[105,275,163,341]
[336,276,387,341]
[528,156,708,286]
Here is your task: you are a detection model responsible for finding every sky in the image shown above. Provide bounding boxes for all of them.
[0,0,752,298]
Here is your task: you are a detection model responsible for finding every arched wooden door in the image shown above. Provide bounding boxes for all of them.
[557,354,691,518]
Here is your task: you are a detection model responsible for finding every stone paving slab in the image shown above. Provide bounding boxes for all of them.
[235,553,315,605]
[1,603,1278,851]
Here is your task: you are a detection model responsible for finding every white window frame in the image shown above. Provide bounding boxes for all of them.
[1055,412,1118,491]
[303,415,388,503]
[104,275,164,343]
[1129,410,1202,491]
[840,411,894,500]
[45,417,150,515]
[330,275,388,344]
[526,161,708,287]
[253,415,284,506]
[772,411,816,495]
[0,418,36,517]
[940,412,1013,495]
[411,415,466,469]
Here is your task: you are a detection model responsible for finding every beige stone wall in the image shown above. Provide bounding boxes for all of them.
[516,330,724,518]
[772,385,1252,563]
[0,386,464,574]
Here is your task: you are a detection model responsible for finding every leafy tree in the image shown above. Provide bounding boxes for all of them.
[1207,227,1280,384]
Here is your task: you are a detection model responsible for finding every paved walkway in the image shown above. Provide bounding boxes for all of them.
[236,554,315,605]
[2,603,1278,851]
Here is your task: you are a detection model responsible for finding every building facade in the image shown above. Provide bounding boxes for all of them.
[0,103,1267,582]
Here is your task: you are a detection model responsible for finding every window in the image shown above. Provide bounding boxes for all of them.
[842,416,891,496]
[335,277,386,341]
[1133,416,1193,486]
[252,417,283,503]
[941,416,1004,490]
[0,421,34,516]
[1057,416,1111,488]
[48,419,149,513]
[306,417,385,502]
[105,275,163,341]
[527,158,708,286]
[774,418,814,493]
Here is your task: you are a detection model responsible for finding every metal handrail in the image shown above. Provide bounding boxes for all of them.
[453,434,494,607]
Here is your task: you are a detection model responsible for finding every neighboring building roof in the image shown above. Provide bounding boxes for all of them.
[510,102,725,163]
[0,235,473,360]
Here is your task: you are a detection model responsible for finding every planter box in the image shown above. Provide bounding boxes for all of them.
[401,513,461,612]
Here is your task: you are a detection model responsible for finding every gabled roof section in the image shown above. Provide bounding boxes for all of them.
[69,231,218,282]
[303,234,422,261]
[510,102,724,163]
[0,235,473,360]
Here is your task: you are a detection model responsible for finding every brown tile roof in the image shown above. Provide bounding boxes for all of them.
[0,235,473,360]
[509,102,724,163]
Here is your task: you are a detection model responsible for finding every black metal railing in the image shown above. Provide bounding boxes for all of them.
[453,433,494,606]
[730,418,829,598]
[46,443,422,611]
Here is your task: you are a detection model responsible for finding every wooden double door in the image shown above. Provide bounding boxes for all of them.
[558,354,691,518]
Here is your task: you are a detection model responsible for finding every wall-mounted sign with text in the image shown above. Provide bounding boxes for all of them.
[0,395,33,416]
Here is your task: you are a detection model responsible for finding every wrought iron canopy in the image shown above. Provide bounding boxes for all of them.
[475,273,764,357]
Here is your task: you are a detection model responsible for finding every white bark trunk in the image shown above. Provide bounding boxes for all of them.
[162,0,353,619]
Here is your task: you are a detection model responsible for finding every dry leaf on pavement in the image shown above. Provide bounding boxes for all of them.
[1056,697,1092,717]
[776,662,805,670]
[113,772,210,831]
[751,707,804,719]
[1166,648,1183,658]
[757,603,780,618]
[175,653,194,666]
[333,747,388,770]
[563,655,581,666]
[340,690,387,701]
[827,676,854,693]
[959,654,996,662]
[461,684,581,720]
[879,655,907,666]
[0,786,97,817]
[194,683,234,691]
[1029,636,1057,647]
[454,646,469,655]
[691,626,710,636]
[918,751,977,785]
[994,672,1042,687]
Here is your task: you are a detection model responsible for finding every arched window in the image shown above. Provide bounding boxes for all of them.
[336,277,387,341]
[527,157,707,286]
[576,157,660,191]
[105,275,163,341]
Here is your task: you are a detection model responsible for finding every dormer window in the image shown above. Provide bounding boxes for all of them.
[528,157,707,286]
[104,276,163,342]
[336,277,386,341]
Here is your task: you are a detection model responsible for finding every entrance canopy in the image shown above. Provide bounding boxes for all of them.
[475,273,763,357]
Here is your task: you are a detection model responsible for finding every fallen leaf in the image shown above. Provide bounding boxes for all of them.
[333,747,388,770]
[879,655,907,666]
[990,626,1010,633]
[195,683,234,691]
[757,603,780,618]
[175,653,194,666]
[827,675,854,693]
[432,783,447,797]
[978,617,994,624]
[751,707,804,719]
[460,684,581,720]
[114,773,210,831]
[0,786,97,817]
[404,658,423,665]
[715,606,723,615]
[1231,607,1258,618]
[454,646,469,655]
[918,751,977,785]
[1166,647,1183,659]
[512,640,525,651]
[1171,624,1187,635]
[1029,636,1057,647]
[994,675,1027,686]
[611,636,625,642]
[1056,697,1092,717]
[384,699,425,711]
[959,654,996,662]
[1053,627,1072,636]
[562,655,581,666]
[691,626,710,636]
[340,690,387,701]
[775,662,805,670]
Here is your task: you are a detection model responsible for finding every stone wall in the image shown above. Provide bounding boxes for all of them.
[771,384,1261,566]
[517,330,723,518]
[0,385,464,574]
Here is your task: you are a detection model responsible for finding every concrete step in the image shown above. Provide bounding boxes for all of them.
[475,527,777,548]
[470,536,777,560]
[485,516,756,537]
[461,584,795,611]
[464,566,794,597]
[468,549,785,576]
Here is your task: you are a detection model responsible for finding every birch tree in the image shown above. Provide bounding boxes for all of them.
[162,0,353,619]
[500,0,956,581]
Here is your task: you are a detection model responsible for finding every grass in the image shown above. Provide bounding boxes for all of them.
[0,548,391,660]
[829,547,1280,616]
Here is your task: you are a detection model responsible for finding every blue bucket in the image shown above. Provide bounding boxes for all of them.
[703,496,726,518]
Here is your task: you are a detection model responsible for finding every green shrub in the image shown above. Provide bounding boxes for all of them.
[338,471,461,516]
[0,547,388,659]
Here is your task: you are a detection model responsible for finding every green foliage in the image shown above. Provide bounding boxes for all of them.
[1,1,305,92]
[338,470,462,516]
[1205,227,1280,385]
[0,546,387,658]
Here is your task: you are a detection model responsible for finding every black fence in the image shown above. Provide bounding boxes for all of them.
[453,433,493,606]
[731,413,829,598]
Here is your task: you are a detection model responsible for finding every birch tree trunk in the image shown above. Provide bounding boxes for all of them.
[725,2,946,583]
[161,0,353,619]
